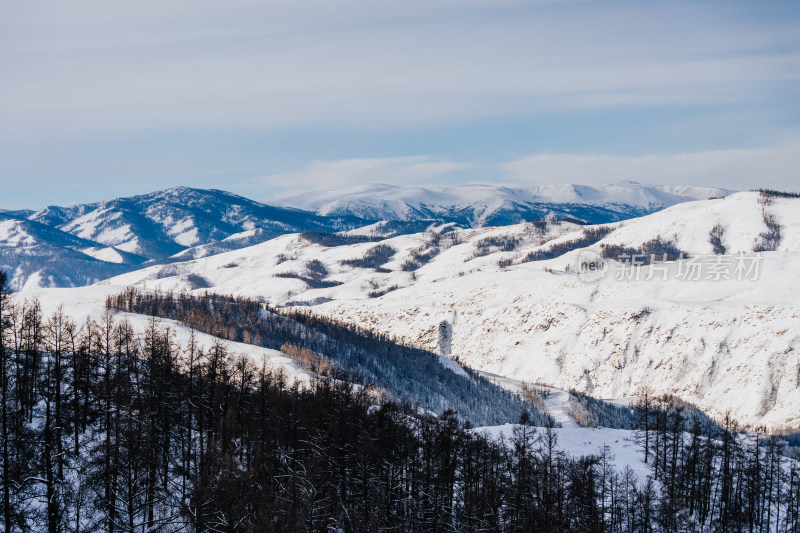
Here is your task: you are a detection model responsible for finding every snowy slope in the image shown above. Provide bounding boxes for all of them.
[101,219,584,305]
[43,191,800,430]
[476,425,650,480]
[27,284,313,387]
[276,181,733,226]
[28,187,367,259]
[2,187,375,289]
[477,371,581,428]
[597,192,800,254]
[0,212,146,291]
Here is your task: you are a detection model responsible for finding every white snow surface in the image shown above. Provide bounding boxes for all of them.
[476,425,650,480]
[80,246,128,264]
[18,192,800,430]
[477,371,580,428]
[26,285,312,388]
[0,219,37,245]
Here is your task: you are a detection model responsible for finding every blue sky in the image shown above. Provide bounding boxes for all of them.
[1,0,799,209]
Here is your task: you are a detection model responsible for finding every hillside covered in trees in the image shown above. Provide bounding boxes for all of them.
[105,287,545,427]
[1,273,800,531]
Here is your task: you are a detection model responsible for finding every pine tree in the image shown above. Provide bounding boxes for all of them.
[0,272,13,532]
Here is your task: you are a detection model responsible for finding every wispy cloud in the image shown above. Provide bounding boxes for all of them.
[500,140,800,191]
[247,140,800,199]
[2,0,799,203]
[2,1,799,138]
[247,156,473,195]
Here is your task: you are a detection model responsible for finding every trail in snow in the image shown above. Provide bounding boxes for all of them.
[541,388,579,428]
[475,371,579,428]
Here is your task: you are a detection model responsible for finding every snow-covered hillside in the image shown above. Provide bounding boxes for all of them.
[0,212,144,291]
[29,187,365,259]
[1,187,371,289]
[2,183,731,290]
[309,193,800,430]
[35,191,797,430]
[28,284,313,388]
[276,181,733,226]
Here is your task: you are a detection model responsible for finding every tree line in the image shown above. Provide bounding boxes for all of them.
[634,390,800,532]
[1,272,800,531]
[105,287,543,428]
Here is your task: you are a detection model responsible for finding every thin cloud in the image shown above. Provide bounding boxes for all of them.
[248,156,473,195]
[2,1,799,138]
[500,140,800,191]
[2,0,799,202]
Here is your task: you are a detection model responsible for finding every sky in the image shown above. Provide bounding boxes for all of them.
[1,0,799,210]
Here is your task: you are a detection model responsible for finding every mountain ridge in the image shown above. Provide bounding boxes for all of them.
[275,181,734,226]
[1,182,730,290]
[1,187,376,289]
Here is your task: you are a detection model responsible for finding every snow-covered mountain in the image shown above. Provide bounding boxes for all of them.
[276,181,733,226]
[1,187,372,289]
[2,183,729,290]
[36,190,798,430]
[28,187,365,259]
[13,184,800,431]
[0,212,144,290]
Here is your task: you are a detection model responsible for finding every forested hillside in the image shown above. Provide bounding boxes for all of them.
[105,287,541,427]
[3,273,800,531]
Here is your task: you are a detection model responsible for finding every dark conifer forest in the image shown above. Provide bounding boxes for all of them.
[104,287,545,428]
[0,273,799,531]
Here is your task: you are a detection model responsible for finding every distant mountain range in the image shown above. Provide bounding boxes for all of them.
[276,181,732,226]
[27,187,365,258]
[1,187,366,290]
[0,182,732,290]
